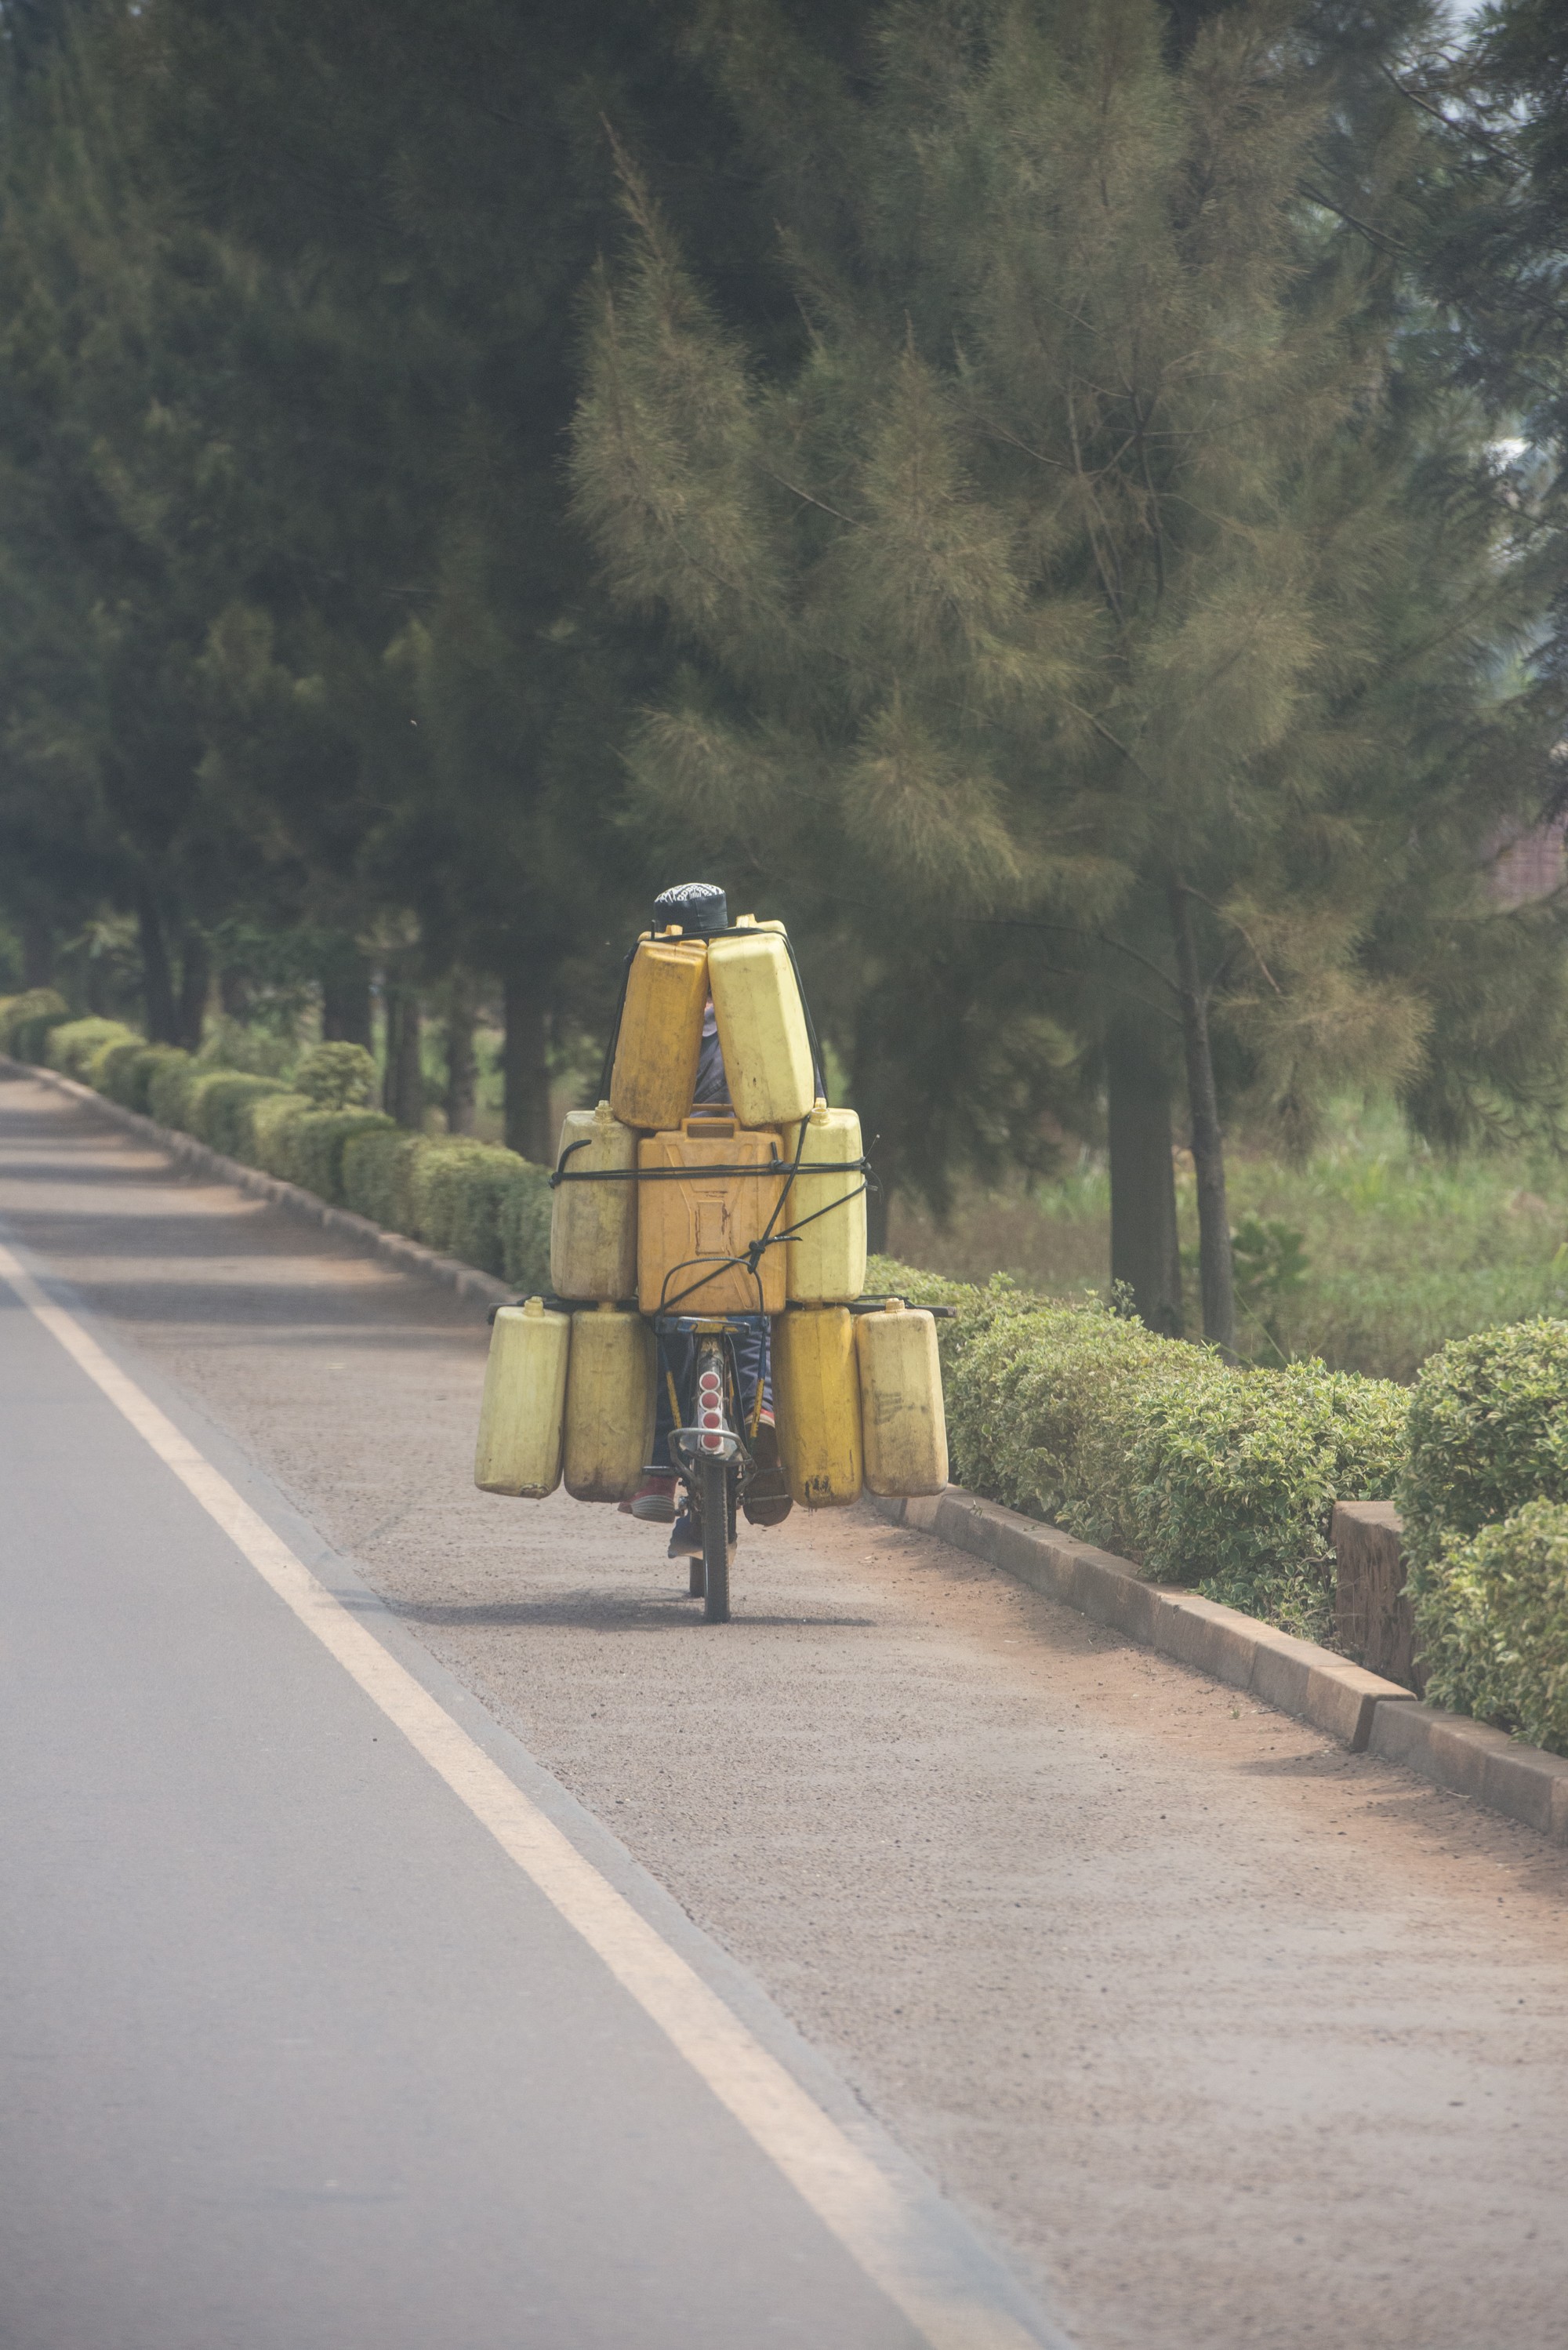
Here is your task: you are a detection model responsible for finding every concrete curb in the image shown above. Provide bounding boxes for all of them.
[0,1055,512,1316]
[873,1487,1568,1843]
[872,1488,1413,1752]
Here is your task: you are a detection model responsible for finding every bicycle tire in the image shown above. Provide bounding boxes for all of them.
[699,1455,731,1623]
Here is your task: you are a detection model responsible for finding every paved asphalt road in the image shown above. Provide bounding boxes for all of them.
[0,1096,1051,2350]
[4,1070,1568,2350]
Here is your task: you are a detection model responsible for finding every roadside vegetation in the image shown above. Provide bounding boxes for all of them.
[889,1096,1568,1385]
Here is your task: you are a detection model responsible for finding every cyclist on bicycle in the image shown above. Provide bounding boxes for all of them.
[619,882,793,1553]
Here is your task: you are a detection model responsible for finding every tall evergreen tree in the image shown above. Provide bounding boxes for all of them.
[573,0,1567,1346]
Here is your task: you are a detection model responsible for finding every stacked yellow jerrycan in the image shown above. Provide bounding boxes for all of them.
[855,1299,949,1497]
[474,899,950,1525]
[610,933,708,1131]
[550,1100,637,1300]
[638,1112,789,1316]
[781,1101,866,1305]
[707,921,815,1128]
[773,1304,862,1508]
[564,1303,656,1502]
[474,1298,571,1497]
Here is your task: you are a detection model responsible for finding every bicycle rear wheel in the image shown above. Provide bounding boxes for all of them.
[699,1455,731,1623]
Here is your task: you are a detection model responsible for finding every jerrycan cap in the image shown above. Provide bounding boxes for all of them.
[521,1295,546,1317]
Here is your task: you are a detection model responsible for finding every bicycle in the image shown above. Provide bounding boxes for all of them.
[656,1309,767,1625]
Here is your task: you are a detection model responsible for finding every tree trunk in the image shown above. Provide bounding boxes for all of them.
[444,973,477,1137]
[322,961,372,1048]
[1168,881,1236,1358]
[503,972,553,1164]
[136,885,180,1044]
[383,982,425,1128]
[21,913,53,988]
[851,990,898,1257]
[1107,1012,1183,1338]
[178,928,211,1052]
[219,964,252,1021]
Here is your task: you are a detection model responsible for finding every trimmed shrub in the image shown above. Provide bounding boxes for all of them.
[167,1066,250,1142]
[293,1042,377,1109]
[287,1109,395,1205]
[946,1294,1217,1531]
[129,1045,191,1117]
[404,1139,528,1277]
[245,1091,316,1181]
[341,1128,426,1232]
[1397,1319,1568,1571]
[499,1158,554,1293]
[45,1017,139,1080]
[92,1037,150,1102]
[871,1255,1405,1641]
[1098,1357,1406,1637]
[2,986,70,1061]
[1417,1500,1568,1755]
[336,1128,550,1278]
[146,1051,197,1129]
[194,1073,292,1160]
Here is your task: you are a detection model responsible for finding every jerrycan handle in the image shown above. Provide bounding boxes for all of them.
[682,1113,735,1137]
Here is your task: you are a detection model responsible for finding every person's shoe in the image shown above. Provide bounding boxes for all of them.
[667,1511,702,1559]
[626,1474,677,1522]
[743,1421,793,1527]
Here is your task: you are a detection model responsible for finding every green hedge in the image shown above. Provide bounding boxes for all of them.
[338,1128,551,1285]
[145,1051,196,1128]
[192,1073,292,1160]
[287,1109,395,1205]
[245,1091,315,1179]
[45,1017,140,1080]
[406,1139,532,1279]
[1,986,70,1061]
[1396,1320,1568,1750]
[341,1127,424,1231]
[1417,1500,1568,1755]
[866,1255,1405,1642]
[92,1037,151,1102]
[172,1066,251,1145]
[126,1045,190,1115]
[498,1155,553,1291]
[1397,1320,1568,1571]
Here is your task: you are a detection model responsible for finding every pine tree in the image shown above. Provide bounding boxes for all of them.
[572,0,1568,1347]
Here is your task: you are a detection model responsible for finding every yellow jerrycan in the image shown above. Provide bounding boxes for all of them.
[550,1100,637,1300]
[609,933,709,1131]
[707,921,815,1129]
[474,1298,570,1497]
[564,1304,656,1502]
[781,1101,866,1304]
[855,1299,949,1498]
[772,1304,863,1507]
[637,1113,789,1315]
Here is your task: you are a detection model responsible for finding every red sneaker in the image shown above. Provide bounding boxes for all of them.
[623,1474,677,1523]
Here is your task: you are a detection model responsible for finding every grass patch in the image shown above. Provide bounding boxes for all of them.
[887,1098,1568,1382]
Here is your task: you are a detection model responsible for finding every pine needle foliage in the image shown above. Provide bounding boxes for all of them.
[574,0,1568,1342]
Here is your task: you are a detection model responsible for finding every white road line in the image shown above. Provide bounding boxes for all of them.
[0,1240,1052,2350]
